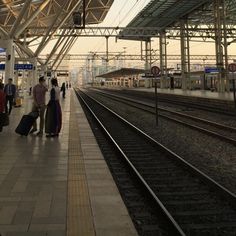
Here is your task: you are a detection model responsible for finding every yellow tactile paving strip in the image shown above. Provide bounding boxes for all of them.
[67,94,95,236]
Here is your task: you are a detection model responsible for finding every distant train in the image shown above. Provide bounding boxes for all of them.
[100,71,234,91]
[145,71,234,91]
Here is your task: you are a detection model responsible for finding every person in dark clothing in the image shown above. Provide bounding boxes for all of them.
[0,84,6,132]
[61,82,66,98]
[45,78,62,138]
[4,78,16,115]
[0,79,4,88]
[29,86,32,96]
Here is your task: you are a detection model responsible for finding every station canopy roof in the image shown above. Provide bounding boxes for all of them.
[96,68,145,79]
[120,0,236,40]
[0,0,114,39]
[126,0,211,29]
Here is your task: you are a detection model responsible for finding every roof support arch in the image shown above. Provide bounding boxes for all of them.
[15,0,51,38]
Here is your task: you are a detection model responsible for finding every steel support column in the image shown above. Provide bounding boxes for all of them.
[214,0,225,92]
[222,0,229,92]
[5,39,15,81]
[159,32,168,88]
[105,36,109,72]
[180,19,190,90]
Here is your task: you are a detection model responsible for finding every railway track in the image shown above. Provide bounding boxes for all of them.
[103,88,235,116]
[90,89,236,146]
[75,89,236,236]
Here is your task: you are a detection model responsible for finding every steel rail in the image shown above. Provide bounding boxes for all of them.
[93,89,236,130]
[80,87,236,206]
[91,89,236,146]
[76,89,186,236]
[76,88,236,231]
[92,88,235,115]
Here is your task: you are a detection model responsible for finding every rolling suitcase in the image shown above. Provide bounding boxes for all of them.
[15,114,36,136]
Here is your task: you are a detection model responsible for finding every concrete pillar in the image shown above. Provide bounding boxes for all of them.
[144,39,151,71]
[15,72,19,88]
[26,73,31,94]
[145,78,152,88]
[159,32,168,88]
[41,64,47,78]
[144,39,152,88]
[30,57,38,88]
[5,39,15,81]
[121,78,124,87]
[128,78,133,87]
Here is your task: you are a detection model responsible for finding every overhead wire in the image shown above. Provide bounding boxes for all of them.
[86,0,152,70]
[91,0,130,52]
[92,0,150,53]
[118,0,150,27]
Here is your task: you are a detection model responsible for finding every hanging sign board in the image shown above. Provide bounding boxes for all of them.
[0,64,33,70]
[204,67,219,73]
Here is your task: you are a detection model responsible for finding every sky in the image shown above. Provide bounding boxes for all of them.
[41,0,236,70]
[69,0,152,54]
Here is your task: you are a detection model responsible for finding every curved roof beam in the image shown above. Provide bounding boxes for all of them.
[45,29,69,65]
[15,0,51,38]
[1,0,19,25]
[0,25,9,38]
[9,0,32,38]
[54,37,77,70]
[34,0,80,57]
[50,35,73,68]
[15,42,34,57]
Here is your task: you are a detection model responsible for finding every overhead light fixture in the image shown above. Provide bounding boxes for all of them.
[73,0,86,29]
[73,12,82,26]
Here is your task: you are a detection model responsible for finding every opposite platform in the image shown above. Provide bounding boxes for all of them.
[99,86,235,112]
[132,87,235,101]
[0,89,137,236]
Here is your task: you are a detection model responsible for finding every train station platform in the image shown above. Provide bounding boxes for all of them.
[0,90,137,236]
[130,87,235,101]
[98,86,235,111]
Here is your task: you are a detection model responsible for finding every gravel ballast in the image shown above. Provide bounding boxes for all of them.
[87,90,236,195]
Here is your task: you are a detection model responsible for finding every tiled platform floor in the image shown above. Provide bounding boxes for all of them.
[0,89,137,236]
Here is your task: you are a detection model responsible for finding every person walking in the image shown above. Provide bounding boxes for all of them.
[45,78,62,137]
[30,76,48,136]
[0,84,6,132]
[61,82,66,98]
[0,79,4,88]
[4,78,16,115]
